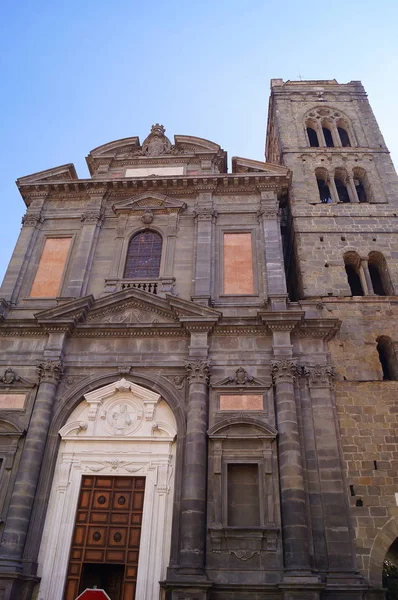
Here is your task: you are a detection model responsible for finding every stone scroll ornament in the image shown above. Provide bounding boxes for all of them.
[270,358,299,384]
[37,359,63,384]
[184,360,211,385]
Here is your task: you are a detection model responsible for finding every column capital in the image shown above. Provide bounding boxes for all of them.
[271,358,298,384]
[193,207,217,223]
[184,360,210,385]
[37,359,63,384]
[302,364,335,388]
[21,210,43,227]
[80,209,104,225]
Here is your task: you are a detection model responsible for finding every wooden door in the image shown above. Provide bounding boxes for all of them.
[64,475,145,600]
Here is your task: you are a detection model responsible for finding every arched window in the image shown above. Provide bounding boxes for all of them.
[344,252,364,296]
[368,252,392,296]
[124,230,162,279]
[334,170,350,203]
[337,126,351,147]
[306,126,319,147]
[353,167,370,203]
[316,169,332,203]
[376,336,398,380]
[322,125,334,147]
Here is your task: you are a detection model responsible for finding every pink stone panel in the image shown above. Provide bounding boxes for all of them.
[30,238,72,297]
[0,393,26,409]
[220,394,263,411]
[223,233,254,295]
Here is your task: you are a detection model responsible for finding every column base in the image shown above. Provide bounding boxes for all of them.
[160,580,212,600]
[0,571,39,600]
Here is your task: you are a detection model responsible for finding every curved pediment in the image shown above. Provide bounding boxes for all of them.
[208,417,277,439]
[86,125,227,176]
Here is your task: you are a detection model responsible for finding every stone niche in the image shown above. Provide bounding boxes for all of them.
[206,417,282,582]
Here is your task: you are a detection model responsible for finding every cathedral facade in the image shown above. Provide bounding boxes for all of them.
[0,79,396,600]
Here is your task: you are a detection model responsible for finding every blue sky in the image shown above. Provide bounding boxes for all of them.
[1,0,398,282]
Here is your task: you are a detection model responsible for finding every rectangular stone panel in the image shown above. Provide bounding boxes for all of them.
[223,232,254,294]
[30,237,72,297]
[220,394,263,411]
[125,166,184,177]
[0,393,26,409]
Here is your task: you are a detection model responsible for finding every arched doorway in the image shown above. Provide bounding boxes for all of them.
[383,538,398,600]
[37,379,177,600]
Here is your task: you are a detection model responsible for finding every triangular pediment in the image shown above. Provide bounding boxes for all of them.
[86,289,178,325]
[34,288,221,329]
[112,192,187,214]
[35,296,94,326]
[17,164,78,186]
[232,157,289,176]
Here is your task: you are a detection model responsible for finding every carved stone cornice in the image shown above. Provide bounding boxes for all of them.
[37,359,63,384]
[302,364,335,388]
[270,358,299,384]
[184,360,210,385]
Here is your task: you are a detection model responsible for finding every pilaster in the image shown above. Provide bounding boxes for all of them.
[0,358,63,573]
[0,191,47,303]
[65,188,106,297]
[192,193,216,306]
[257,189,288,309]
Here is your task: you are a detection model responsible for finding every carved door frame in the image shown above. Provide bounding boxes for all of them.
[37,380,177,600]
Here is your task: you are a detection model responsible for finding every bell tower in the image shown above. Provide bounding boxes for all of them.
[266,78,398,299]
[266,79,398,599]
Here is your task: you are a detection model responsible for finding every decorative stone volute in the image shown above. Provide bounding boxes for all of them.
[184,360,210,385]
[37,359,63,384]
[270,358,298,384]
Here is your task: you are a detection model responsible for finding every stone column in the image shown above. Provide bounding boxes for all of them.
[66,190,105,297]
[0,359,62,572]
[271,358,311,572]
[0,194,46,303]
[179,359,210,572]
[192,196,216,306]
[347,175,360,203]
[361,259,375,295]
[302,364,361,581]
[258,190,288,310]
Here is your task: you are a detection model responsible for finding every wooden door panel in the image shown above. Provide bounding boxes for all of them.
[63,476,145,600]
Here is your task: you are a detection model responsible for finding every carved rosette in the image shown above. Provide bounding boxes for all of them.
[184,360,210,385]
[37,359,63,384]
[302,364,335,388]
[270,359,298,385]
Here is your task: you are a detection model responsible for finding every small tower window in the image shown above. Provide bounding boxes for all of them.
[334,175,350,203]
[307,127,319,147]
[376,336,398,380]
[344,252,364,296]
[368,252,392,296]
[337,126,351,147]
[355,179,368,203]
[322,127,334,148]
[316,170,332,203]
[353,168,370,203]
[124,230,162,279]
